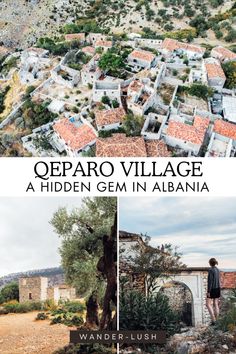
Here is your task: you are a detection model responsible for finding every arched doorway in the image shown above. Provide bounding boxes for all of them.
[160,281,193,326]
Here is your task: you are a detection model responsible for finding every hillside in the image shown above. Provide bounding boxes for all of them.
[0,0,235,49]
[0,267,64,288]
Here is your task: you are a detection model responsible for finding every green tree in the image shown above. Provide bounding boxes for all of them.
[50,197,117,330]
[98,51,125,74]
[123,113,145,137]
[222,61,236,89]
[0,282,19,303]
[188,83,214,99]
[126,236,185,295]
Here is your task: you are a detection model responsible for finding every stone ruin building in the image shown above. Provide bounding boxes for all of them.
[19,276,76,303]
[120,230,236,327]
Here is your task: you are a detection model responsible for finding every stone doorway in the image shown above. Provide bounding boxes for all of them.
[160,281,193,326]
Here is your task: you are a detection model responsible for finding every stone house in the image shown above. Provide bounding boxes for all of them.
[92,81,121,104]
[19,276,76,303]
[51,64,80,89]
[128,49,157,71]
[203,58,226,90]
[64,33,85,43]
[53,117,97,157]
[95,107,126,131]
[211,46,236,63]
[163,115,210,156]
[81,54,102,86]
[127,79,157,116]
[161,38,205,60]
[95,40,113,52]
[134,38,163,50]
[19,47,51,85]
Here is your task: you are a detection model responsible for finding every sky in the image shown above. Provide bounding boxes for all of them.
[119,197,236,270]
[0,197,82,277]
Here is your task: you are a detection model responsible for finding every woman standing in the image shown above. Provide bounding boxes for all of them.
[206,258,221,325]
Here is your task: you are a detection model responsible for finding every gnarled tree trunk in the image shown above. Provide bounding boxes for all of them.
[99,212,117,330]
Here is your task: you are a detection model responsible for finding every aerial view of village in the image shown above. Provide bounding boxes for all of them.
[0,0,236,157]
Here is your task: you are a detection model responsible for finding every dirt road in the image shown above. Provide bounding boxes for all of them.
[0,311,69,354]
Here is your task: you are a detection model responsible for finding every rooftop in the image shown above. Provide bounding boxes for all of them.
[145,140,171,157]
[161,38,205,54]
[95,40,112,47]
[214,119,236,140]
[65,33,85,41]
[205,60,226,79]
[96,133,147,157]
[212,46,236,61]
[95,107,126,126]
[81,46,95,55]
[53,118,96,151]
[221,272,236,289]
[129,49,156,63]
[167,115,210,145]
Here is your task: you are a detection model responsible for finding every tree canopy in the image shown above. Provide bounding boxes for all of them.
[50,197,117,330]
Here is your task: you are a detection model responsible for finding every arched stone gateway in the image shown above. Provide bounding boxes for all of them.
[119,231,236,327]
[155,268,211,326]
[160,281,193,326]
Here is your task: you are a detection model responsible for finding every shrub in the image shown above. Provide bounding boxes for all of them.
[50,312,84,327]
[0,282,19,303]
[188,83,214,99]
[216,305,236,332]
[3,301,42,313]
[36,312,48,320]
[63,301,86,314]
[120,290,180,335]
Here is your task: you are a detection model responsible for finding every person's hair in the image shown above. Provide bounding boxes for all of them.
[209,258,218,266]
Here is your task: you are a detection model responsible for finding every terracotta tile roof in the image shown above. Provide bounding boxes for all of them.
[180,43,205,54]
[161,38,179,52]
[95,107,126,127]
[221,272,236,289]
[96,133,147,157]
[95,40,112,48]
[214,119,236,140]
[129,49,156,63]
[167,116,210,145]
[161,38,204,54]
[205,61,226,79]
[65,33,85,41]
[212,46,236,61]
[54,118,96,151]
[81,46,95,55]
[146,140,171,157]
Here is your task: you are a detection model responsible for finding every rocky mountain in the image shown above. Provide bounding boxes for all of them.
[0,267,64,288]
[0,0,235,49]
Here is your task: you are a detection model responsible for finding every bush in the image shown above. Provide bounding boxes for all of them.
[120,290,180,335]
[216,305,236,332]
[54,343,112,354]
[63,301,86,314]
[50,312,84,327]
[188,83,214,99]
[36,312,48,320]
[0,282,19,303]
[3,301,42,313]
